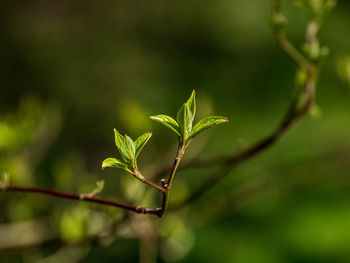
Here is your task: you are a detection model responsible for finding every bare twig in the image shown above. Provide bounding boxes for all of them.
[3,185,163,217]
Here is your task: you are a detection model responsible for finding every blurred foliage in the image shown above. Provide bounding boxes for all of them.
[1,0,350,262]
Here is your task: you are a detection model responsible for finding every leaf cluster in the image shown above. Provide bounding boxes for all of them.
[102,91,228,180]
[102,131,152,179]
[150,91,228,146]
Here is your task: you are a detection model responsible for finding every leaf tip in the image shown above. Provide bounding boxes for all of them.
[101,159,109,170]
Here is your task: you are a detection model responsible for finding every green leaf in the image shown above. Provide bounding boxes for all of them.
[102,158,131,172]
[176,91,197,141]
[190,116,229,139]
[124,135,136,160]
[134,132,152,158]
[177,103,192,140]
[114,129,134,163]
[149,115,181,136]
[114,128,124,153]
[187,90,196,123]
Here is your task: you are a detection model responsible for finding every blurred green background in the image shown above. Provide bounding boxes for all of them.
[1,0,350,262]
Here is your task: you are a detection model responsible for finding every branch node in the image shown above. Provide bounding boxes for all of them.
[79,194,88,200]
[161,179,168,189]
[155,208,163,217]
[135,206,145,214]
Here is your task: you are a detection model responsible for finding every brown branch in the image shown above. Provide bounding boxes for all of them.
[141,177,166,193]
[3,145,349,253]
[0,136,186,219]
[1,185,163,217]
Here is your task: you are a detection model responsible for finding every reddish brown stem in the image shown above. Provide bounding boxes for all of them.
[2,185,163,217]
[142,178,166,193]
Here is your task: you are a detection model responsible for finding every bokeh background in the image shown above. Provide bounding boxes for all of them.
[1,0,350,262]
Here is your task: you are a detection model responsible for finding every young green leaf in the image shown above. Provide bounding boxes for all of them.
[114,129,134,163]
[176,91,197,141]
[135,132,152,158]
[149,115,181,136]
[187,90,196,123]
[114,128,124,153]
[124,135,136,160]
[190,116,229,139]
[102,158,131,172]
[177,103,192,140]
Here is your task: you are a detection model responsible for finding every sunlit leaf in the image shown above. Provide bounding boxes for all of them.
[102,158,130,172]
[190,116,229,139]
[176,91,197,141]
[149,115,181,136]
[114,128,129,162]
[114,129,133,163]
[187,90,196,123]
[177,103,192,140]
[135,132,152,158]
[124,135,136,163]
[113,128,123,151]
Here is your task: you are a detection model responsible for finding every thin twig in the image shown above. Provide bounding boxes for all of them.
[159,143,186,216]
[141,177,166,193]
[3,186,163,217]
